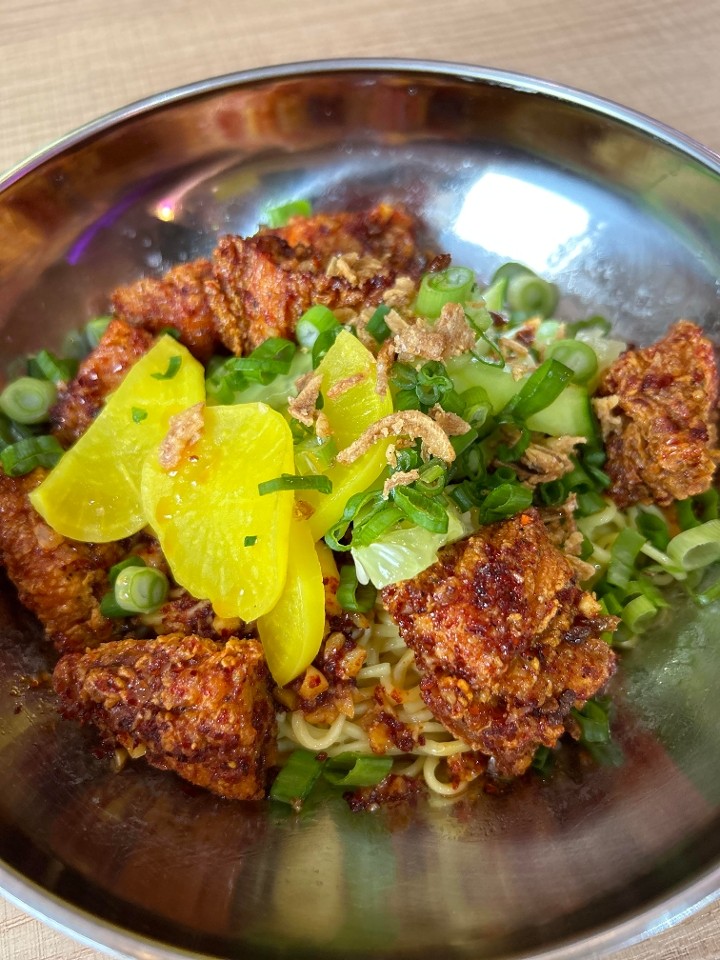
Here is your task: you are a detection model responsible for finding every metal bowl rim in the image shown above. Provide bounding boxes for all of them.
[2,56,720,960]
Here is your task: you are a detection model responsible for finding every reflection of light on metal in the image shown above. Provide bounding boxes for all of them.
[154,201,176,222]
[454,171,590,272]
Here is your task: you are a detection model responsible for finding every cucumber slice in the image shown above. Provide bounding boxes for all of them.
[447,356,521,413]
[527,384,597,439]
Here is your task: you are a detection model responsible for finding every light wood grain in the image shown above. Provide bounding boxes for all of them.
[2,1,720,958]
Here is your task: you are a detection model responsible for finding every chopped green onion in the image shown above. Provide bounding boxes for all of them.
[576,491,607,517]
[264,199,312,229]
[416,266,475,320]
[258,473,332,496]
[270,749,324,805]
[312,326,342,368]
[366,305,392,343]
[480,275,508,314]
[324,490,382,552]
[503,359,573,423]
[621,594,658,633]
[337,565,377,613]
[0,435,63,476]
[322,753,393,787]
[635,510,670,551]
[489,262,532,286]
[0,377,57,424]
[151,356,182,381]
[534,320,564,352]
[415,459,447,497]
[459,386,491,428]
[85,316,112,349]
[506,272,558,318]
[392,486,449,534]
[352,500,404,548]
[415,361,454,407]
[295,305,339,350]
[567,315,611,338]
[546,339,598,385]
[496,425,531,463]
[114,566,168,614]
[537,479,569,507]
[159,326,181,341]
[30,350,78,384]
[606,528,646,589]
[449,427,479,461]
[99,592,130,619]
[294,436,337,474]
[108,555,146,586]
[244,535,257,547]
[572,698,611,744]
[477,483,533,524]
[531,745,553,773]
[667,520,720,572]
[227,338,296,385]
[131,407,148,423]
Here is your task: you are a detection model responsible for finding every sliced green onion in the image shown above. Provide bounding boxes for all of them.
[114,566,168,614]
[567,315,611,338]
[99,592,130,619]
[131,407,148,423]
[576,491,607,517]
[480,275,508,314]
[29,350,78,384]
[546,339,598,385]
[449,427,479,460]
[496,425,531,463]
[337,565,377,613]
[415,361,454,407]
[478,483,533,524]
[294,436,337,475]
[537,479,570,507]
[415,459,447,497]
[366,305,392,343]
[489,262,532,286]
[258,473,332,496]
[227,338,296,385]
[606,528,646,589]
[416,266,475,320]
[0,377,57,424]
[322,753,393,787]
[572,698,611,744]
[531,745,553,773]
[534,320,564,352]
[0,435,63,476]
[265,199,312,229]
[621,595,658,633]
[506,272,558,318]
[159,325,182,341]
[667,520,720,572]
[244,535,257,547]
[392,486,449,534]
[269,749,323,806]
[312,326,342,368]
[676,492,719,530]
[459,386,491,428]
[352,500,404,548]
[295,305,339,350]
[503,359,573,423]
[324,490,382,552]
[151,355,182,381]
[108,555,146,586]
[635,510,670,551]
[85,316,112,349]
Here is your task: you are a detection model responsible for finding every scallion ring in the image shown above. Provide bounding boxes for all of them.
[546,339,598,385]
[114,566,169,614]
[0,377,57,424]
[416,266,475,320]
[506,272,558,318]
[667,520,720,572]
[295,305,339,350]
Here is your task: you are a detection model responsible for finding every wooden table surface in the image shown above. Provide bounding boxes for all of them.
[2,0,720,957]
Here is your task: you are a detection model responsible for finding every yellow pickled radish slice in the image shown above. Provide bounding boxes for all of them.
[30,336,204,542]
[304,331,393,540]
[141,403,294,621]
[258,517,325,686]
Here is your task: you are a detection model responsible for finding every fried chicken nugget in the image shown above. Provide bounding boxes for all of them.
[0,469,122,652]
[382,510,617,777]
[53,633,277,800]
[597,320,719,508]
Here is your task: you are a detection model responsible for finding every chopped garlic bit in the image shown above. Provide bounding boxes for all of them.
[159,402,205,471]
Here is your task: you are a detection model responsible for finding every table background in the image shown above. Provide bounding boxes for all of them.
[1,0,720,957]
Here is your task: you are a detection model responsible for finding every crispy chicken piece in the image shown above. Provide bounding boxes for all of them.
[597,320,719,508]
[137,591,244,642]
[112,260,217,362]
[382,510,617,777]
[207,205,424,355]
[51,318,153,447]
[0,469,123,653]
[53,633,277,800]
[263,203,422,273]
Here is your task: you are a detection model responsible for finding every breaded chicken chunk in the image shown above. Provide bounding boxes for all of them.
[51,318,153,447]
[207,204,424,355]
[53,633,277,800]
[112,260,217,362]
[596,320,718,508]
[0,469,123,653]
[382,510,617,777]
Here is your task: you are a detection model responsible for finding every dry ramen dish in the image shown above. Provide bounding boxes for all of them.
[0,202,718,811]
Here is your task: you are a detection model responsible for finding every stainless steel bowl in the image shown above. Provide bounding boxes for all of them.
[2,59,720,960]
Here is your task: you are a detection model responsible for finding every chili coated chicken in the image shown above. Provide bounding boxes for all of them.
[596,320,719,508]
[382,510,617,777]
